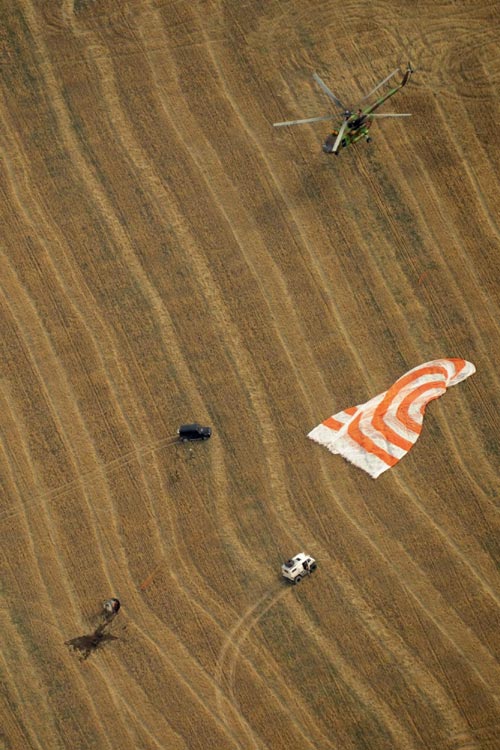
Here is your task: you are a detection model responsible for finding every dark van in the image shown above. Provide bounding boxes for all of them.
[178,424,212,442]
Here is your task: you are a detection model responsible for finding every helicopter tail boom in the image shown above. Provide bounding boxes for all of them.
[361,63,414,116]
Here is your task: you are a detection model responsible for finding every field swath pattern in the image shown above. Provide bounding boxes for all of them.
[1,1,499,748]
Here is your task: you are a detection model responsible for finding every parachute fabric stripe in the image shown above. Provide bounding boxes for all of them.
[308,359,476,478]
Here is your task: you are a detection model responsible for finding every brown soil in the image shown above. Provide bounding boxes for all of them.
[1,1,499,748]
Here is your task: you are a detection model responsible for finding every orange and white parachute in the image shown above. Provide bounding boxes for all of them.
[308,358,475,478]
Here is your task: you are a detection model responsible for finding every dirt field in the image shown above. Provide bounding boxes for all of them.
[1,1,499,748]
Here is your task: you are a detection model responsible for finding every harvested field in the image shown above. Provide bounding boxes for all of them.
[1,1,499,748]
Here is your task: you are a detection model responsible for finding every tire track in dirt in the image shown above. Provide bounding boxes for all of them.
[97,598,264,748]
[214,591,280,750]
[50,26,310,736]
[214,586,334,750]
[146,13,498,748]
[218,580,421,749]
[202,32,500,644]
[0,435,178,523]
[2,2,499,748]
[133,7,313,548]
[62,11,277,621]
[18,0,236,640]
[0,180,144,477]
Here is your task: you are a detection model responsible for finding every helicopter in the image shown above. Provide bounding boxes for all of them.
[274,64,413,155]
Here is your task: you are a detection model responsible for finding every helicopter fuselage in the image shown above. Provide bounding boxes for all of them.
[322,117,371,153]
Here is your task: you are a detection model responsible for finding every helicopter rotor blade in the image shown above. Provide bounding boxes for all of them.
[273,114,333,127]
[357,68,400,104]
[368,113,412,118]
[312,73,346,110]
[332,119,348,154]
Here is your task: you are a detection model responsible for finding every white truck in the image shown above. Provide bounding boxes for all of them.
[282,553,317,584]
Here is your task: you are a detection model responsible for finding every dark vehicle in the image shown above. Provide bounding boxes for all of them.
[178,424,212,442]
